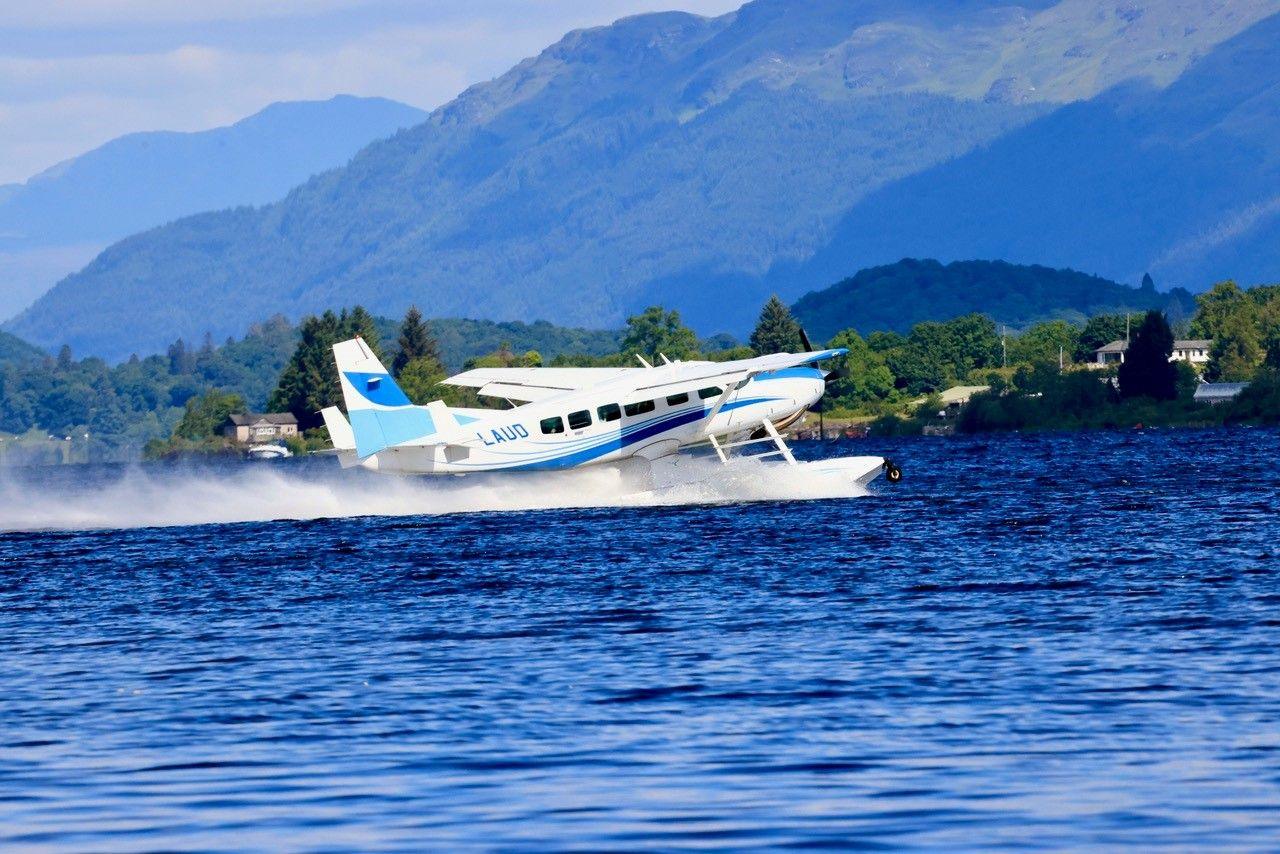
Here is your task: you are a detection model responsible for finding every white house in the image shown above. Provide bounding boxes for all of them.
[1093,339,1212,367]
[222,412,299,443]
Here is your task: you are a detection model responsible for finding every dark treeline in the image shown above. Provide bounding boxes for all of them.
[0,313,622,461]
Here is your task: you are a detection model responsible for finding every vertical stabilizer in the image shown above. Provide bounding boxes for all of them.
[333,337,443,459]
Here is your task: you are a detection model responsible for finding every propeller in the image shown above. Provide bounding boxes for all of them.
[799,325,837,415]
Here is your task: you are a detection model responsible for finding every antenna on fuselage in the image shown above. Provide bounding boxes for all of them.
[635,354,653,369]
[658,353,672,365]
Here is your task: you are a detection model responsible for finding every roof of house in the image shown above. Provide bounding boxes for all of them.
[226,412,298,426]
[1096,338,1212,354]
[911,385,990,407]
[1193,382,1248,400]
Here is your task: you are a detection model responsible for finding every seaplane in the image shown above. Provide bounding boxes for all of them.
[321,336,901,492]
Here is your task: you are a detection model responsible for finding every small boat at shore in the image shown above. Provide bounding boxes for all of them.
[246,443,292,461]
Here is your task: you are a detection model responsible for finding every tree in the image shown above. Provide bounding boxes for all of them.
[749,295,804,355]
[1190,280,1252,339]
[867,331,907,352]
[344,306,384,360]
[1207,310,1262,381]
[268,311,344,428]
[945,313,1001,373]
[1075,314,1128,362]
[620,306,698,362]
[392,306,439,376]
[167,338,194,374]
[826,329,894,405]
[1009,320,1078,368]
[396,356,447,404]
[269,307,386,428]
[1118,310,1177,400]
[173,389,245,441]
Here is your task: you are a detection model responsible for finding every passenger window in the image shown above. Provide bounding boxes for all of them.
[624,400,655,417]
[698,386,723,399]
[567,410,592,430]
[540,416,565,435]
[597,403,621,423]
[666,392,690,406]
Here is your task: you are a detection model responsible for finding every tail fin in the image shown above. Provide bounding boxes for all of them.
[334,337,460,459]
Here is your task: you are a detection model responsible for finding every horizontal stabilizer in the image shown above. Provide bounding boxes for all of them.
[321,406,355,451]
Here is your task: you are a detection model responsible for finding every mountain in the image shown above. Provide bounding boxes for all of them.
[0,96,427,320]
[8,0,1279,360]
[0,330,45,367]
[770,10,1280,297]
[791,258,1196,342]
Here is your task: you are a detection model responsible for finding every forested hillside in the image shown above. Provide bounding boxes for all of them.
[0,331,45,367]
[792,259,1196,341]
[10,0,1275,359]
[773,12,1280,297]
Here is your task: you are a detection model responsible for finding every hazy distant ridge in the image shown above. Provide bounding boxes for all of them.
[8,0,1279,359]
[0,95,426,321]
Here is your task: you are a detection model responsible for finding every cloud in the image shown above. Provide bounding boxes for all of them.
[0,1,742,184]
[4,0,382,28]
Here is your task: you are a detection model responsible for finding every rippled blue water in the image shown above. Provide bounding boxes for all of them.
[4,428,1280,850]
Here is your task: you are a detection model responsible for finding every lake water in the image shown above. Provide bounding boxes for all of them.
[3,428,1280,850]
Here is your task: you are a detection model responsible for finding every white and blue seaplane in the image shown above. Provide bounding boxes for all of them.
[321,336,900,493]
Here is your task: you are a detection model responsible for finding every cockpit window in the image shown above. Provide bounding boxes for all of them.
[698,386,723,400]
[540,416,565,435]
[597,403,621,423]
[567,410,592,430]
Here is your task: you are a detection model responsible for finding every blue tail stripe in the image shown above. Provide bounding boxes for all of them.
[351,407,435,458]
[344,371,412,407]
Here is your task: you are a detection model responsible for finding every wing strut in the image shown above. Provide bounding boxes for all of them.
[761,418,797,465]
[703,419,798,467]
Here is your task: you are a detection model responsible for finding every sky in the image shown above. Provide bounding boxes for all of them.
[0,0,742,185]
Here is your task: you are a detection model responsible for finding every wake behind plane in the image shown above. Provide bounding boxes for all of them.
[322,337,900,491]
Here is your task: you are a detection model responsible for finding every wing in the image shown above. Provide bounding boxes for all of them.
[441,367,636,402]
[441,349,845,403]
[626,348,848,395]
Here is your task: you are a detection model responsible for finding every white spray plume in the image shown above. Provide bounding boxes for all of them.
[0,456,868,533]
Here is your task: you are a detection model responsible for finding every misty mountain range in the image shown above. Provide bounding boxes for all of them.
[6,0,1280,359]
[0,96,426,319]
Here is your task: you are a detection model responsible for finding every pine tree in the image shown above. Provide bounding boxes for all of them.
[392,306,440,375]
[749,295,803,355]
[343,305,384,361]
[1118,310,1177,400]
[268,306,390,428]
[268,311,342,428]
[167,339,192,374]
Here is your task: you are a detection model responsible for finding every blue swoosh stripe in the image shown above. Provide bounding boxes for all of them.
[495,396,784,471]
[457,397,781,467]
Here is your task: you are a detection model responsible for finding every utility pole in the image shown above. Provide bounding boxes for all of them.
[1001,326,1007,369]
[1059,345,1064,372]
